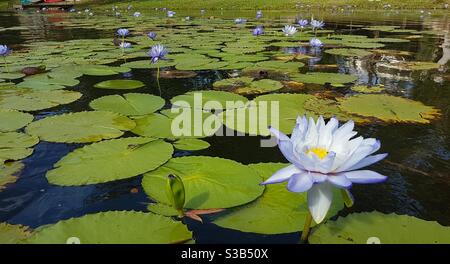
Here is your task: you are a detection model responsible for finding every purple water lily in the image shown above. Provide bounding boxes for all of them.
[311,19,325,30]
[148,44,169,64]
[167,10,175,17]
[119,42,132,49]
[253,26,264,36]
[117,28,129,37]
[256,10,263,19]
[298,19,308,28]
[234,18,247,24]
[0,45,12,57]
[147,32,157,40]
[133,12,141,18]
[262,116,388,224]
[309,38,323,48]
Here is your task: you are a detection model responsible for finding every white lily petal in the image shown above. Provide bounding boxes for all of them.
[287,173,313,192]
[346,153,388,171]
[269,126,290,141]
[307,183,334,224]
[338,170,387,184]
[327,175,352,188]
[261,164,302,185]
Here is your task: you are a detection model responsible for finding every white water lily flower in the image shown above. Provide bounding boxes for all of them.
[262,116,388,224]
[282,25,297,36]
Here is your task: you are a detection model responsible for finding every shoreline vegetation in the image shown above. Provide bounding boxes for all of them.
[1,0,450,11]
[85,0,450,10]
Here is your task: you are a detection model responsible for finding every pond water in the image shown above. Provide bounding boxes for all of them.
[0,8,449,243]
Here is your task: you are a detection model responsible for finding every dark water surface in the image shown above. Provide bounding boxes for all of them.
[0,9,449,243]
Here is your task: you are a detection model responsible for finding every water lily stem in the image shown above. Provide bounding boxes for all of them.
[300,212,313,242]
[156,66,161,95]
[3,57,9,74]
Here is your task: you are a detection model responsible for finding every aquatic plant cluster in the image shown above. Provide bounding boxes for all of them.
[0,7,449,244]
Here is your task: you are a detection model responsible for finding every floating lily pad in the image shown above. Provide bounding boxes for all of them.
[0,110,33,132]
[121,60,176,69]
[132,110,220,139]
[325,48,372,57]
[219,93,315,136]
[0,73,25,80]
[309,212,450,244]
[46,137,173,186]
[0,90,82,112]
[350,85,385,93]
[94,80,145,90]
[338,94,440,124]
[0,162,23,191]
[79,65,130,76]
[213,163,344,234]
[170,90,248,110]
[0,223,31,244]
[27,211,192,244]
[90,93,165,116]
[392,61,441,71]
[0,132,39,161]
[18,74,80,89]
[142,156,265,209]
[213,77,254,91]
[172,138,210,151]
[234,79,284,95]
[26,111,135,143]
[291,72,358,86]
[147,203,179,217]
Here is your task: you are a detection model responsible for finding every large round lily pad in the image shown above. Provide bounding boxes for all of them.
[0,110,34,132]
[0,132,39,161]
[94,80,145,90]
[132,110,220,139]
[172,138,210,151]
[46,137,173,186]
[291,72,358,86]
[213,163,344,234]
[338,94,440,124]
[234,79,284,95]
[0,162,23,191]
[0,223,31,244]
[0,90,82,112]
[170,90,248,110]
[25,111,135,143]
[219,93,315,136]
[309,212,450,244]
[142,156,265,209]
[90,93,165,116]
[27,211,192,244]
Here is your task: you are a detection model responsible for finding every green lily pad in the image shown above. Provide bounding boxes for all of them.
[0,110,34,132]
[309,212,450,244]
[0,73,25,80]
[172,138,210,151]
[0,90,82,112]
[132,110,220,139]
[0,132,39,161]
[25,111,135,143]
[234,79,284,95]
[90,93,165,116]
[18,74,80,89]
[291,72,358,85]
[213,163,344,234]
[325,48,372,57]
[350,85,385,93]
[94,80,145,90]
[0,162,23,191]
[147,203,179,217]
[46,137,173,186]
[253,60,304,73]
[170,90,248,110]
[27,211,192,244]
[79,65,131,76]
[393,61,441,71]
[219,93,315,136]
[142,156,265,209]
[338,94,440,124]
[213,77,254,91]
[121,60,176,69]
[0,223,31,244]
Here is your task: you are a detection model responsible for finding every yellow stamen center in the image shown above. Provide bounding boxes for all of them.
[307,147,328,160]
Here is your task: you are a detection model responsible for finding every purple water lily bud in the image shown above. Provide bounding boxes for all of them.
[119,42,132,49]
[298,19,308,28]
[117,28,129,37]
[234,18,247,24]
[309,37,323,48]
[133,12,141,18]
[253,26,264,36]
[0,45,12,57]
[167,10,175,17]
[256,10,263,18]
[147,32,157,40]
[148,44,169,64]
